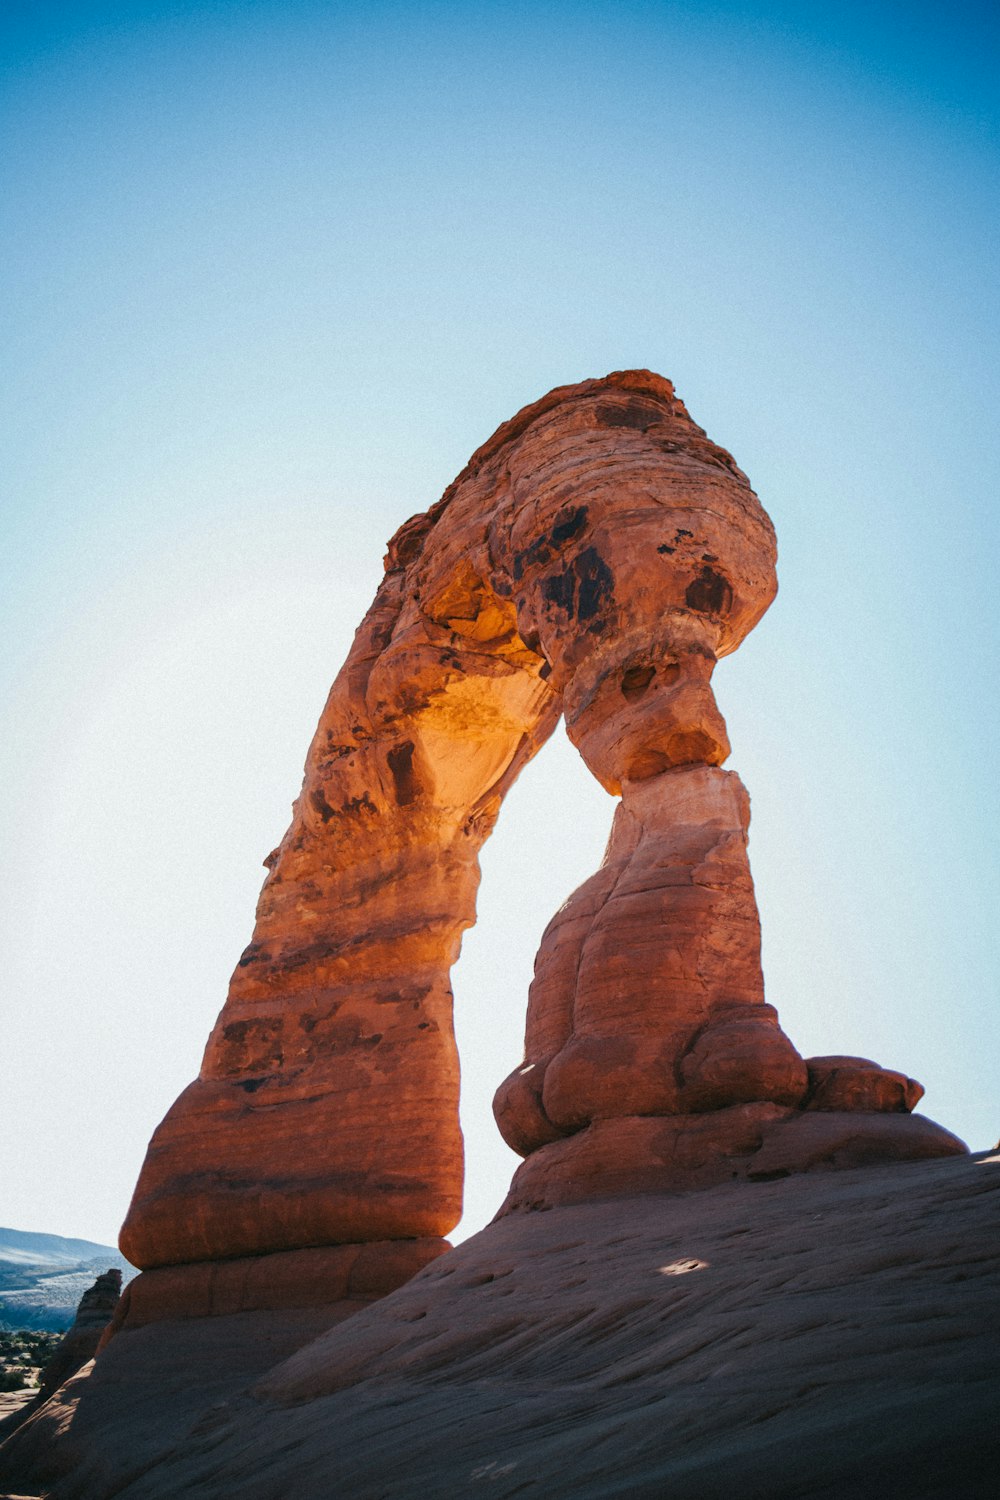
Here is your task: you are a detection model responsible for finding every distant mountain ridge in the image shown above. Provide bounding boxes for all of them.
[0,1228,134,1331]
[0,1227,122,1267]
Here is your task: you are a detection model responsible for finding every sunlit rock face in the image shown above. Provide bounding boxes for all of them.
[493,767,808,1161]
[120,369,964,1278]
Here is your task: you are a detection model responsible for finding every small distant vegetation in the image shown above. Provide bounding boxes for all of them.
[0,1329,61,1390]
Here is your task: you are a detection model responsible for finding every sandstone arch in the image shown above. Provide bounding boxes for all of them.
[120,370,964,1281]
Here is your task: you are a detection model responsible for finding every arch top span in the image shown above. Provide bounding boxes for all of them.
[119,371,962,1275]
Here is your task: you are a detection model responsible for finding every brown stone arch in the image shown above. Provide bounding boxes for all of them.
[120,370,961,1278]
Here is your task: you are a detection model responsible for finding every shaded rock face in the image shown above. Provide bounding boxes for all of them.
[3,1155,997,1500]
[36,1270,121,1403]
[97,1242,447,1342]
[120,368,963,1281]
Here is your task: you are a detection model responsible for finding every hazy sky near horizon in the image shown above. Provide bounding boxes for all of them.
[2,0,997,1250]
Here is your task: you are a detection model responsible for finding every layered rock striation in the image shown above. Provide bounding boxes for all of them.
[119,369,963,1316]
[4,1152,997,1500]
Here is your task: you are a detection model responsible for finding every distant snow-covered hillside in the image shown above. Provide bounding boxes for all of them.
[0,1228,121,1267]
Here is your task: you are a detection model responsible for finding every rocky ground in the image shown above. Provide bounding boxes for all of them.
[0,1387,38,1440]
[2,1147,997,1499]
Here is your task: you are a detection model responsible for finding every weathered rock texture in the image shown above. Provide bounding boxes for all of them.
[0,1269,125,1445]
[99,1241,447,1340]
[4,1153,998,1499]
[36,1271,122,1404]
[493,767,806,1160]
[120,369,963,1284]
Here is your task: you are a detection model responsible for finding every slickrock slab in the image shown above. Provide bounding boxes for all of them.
[3,1151,997,1499]
[0,1311,356,1499]
[0,1391,38,1441]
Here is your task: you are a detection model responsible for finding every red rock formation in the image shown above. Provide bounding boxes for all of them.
[100,1241,446,1339]
[492,764,964,1215]
[6,1153,997,1500]
[120,369,964,1283]
[0,1268,125,1441]
[35,1271,122,1403]
[494,765,807,1160]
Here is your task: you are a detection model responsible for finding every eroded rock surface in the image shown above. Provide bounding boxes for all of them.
[100,1240,447,1339]
[120,368,963,1289]
[36,1271,122,1404]
[2,368,979,1498]
[3,1153,997,1499]
[494,765,808,1161]
[0,1269,124,1446]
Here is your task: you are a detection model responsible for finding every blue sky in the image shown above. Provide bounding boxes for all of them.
[2,0,997,1245]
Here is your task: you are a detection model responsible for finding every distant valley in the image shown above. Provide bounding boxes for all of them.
[0,1228,135,1331]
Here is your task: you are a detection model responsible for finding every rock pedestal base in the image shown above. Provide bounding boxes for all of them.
[497,1107,967,1216]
